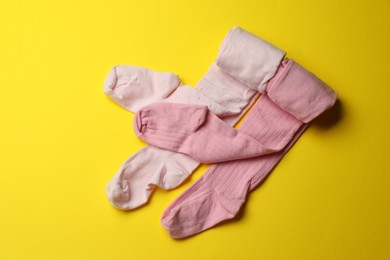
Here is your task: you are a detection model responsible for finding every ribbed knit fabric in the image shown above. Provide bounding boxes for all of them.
[133,102,299,163]
[105,27,285,210]
[266,59,338,123]
[161,59,338,239]
[161,95,304,238]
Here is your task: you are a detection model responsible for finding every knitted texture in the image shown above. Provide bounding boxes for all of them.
[161,59,337,238]
[134,102,298,163]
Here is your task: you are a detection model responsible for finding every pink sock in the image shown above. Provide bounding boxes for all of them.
[161,60,337,239]
[161,95,304,238]
[133,102,299,163]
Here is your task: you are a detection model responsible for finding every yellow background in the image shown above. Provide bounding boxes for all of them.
[1,0,389,259]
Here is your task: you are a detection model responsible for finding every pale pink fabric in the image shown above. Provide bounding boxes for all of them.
[161,60,337,239]
[106,146,198,210]
[216,26,285,92]
[104,65,180,112]
[105,27,284,210]
[194,62,255,118]
[133,102,299,163]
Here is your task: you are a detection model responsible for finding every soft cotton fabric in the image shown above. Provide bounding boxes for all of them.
[216,26,285,92]
[104,65,180,112]
[134,102,296,163]
[161,59,337,239]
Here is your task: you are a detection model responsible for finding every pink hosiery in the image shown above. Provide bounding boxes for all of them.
[133,102,298,163]
[161,60,337,239]
[266,59,337,123]
[161,95,304,238]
